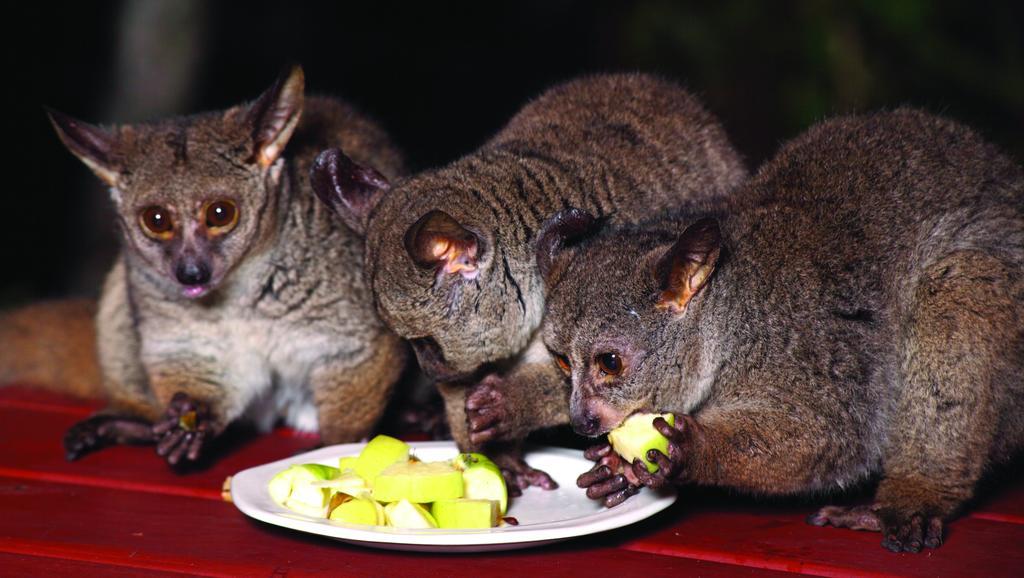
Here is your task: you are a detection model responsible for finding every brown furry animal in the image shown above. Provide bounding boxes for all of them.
[18,66,408,465]
[539,109,1024,552]
[311,73,747,488]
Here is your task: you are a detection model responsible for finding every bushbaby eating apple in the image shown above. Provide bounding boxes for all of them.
[537,109,1024,552]
[310,73,747,488]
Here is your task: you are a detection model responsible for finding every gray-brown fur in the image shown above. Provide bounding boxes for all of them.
[52,66,407,464]
[313,74,747,476]
[541,108,1024,551]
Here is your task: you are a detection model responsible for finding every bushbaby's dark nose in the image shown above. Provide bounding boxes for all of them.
[572,408,602,437]
[176,261,211,286]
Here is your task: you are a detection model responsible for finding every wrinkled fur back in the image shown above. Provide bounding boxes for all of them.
[366,73,748,377]
[709,107,1024,463]
[544,108,1022,551]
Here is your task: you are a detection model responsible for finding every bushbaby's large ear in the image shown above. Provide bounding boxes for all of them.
[247,64,304,168]
[655,218,720,314]
[310,148,391,235]
[536,208,599,280]
[404,210,481,279]
[47,109,121,186]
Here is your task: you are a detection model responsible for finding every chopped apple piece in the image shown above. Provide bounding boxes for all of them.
[372,460,464,503]
[268,469,294,506]
[354,435,410,483]
[310,471,370,499]
[608,413,675,473]
[329,496,381,525]
[431,499,499,529]
[384,499,438,529]
[453,453,508,515]
[268,463,340,510]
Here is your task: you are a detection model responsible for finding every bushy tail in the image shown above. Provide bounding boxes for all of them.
[0,299,104,399]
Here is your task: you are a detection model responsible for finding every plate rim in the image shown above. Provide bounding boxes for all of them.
[231,441,676,549]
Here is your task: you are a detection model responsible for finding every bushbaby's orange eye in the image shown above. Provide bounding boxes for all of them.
[140,206,174,240]
[554,353,571,376]
[204,200,238,234]
[596,352,623,377]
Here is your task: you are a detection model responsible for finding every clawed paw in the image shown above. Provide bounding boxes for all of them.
[63,414,155,461]
[879,510,944,553]
[807,504,944,552]
[577,442,641,507]
[807,504,882,532]
[465,376,510,445]
[491,452,558,497]
[152,392,211,466]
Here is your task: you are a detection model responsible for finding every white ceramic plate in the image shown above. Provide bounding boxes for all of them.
[231,441,676,552]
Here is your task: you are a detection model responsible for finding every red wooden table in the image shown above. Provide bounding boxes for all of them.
[1,385,1021,577]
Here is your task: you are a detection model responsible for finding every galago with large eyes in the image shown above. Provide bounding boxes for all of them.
[39,66,409,468]
[53,104,286,302]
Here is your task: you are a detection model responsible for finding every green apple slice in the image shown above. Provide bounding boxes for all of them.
[293,463,341,481]
[384,499,439,529]
[338,456,358,472]
[268,463,340,510]
[310,471,370,500]
[453,453,508,515]
[371,460,464,503]
[289,480,330,509]
[268,469,295,506]
[431,499,499,529]
[329,496,381,525]
[354,435,410,483]
[372,500,386,524]
[607,412,675,473]
[284,466,341,517]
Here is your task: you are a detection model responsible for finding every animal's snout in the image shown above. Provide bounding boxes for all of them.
[571,407,603,437]
[175,260,211,286]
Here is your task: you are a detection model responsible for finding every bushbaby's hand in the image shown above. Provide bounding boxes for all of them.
[152,392,211,465]
[64,414,155,461]
[490,445,559,497]
[631,414,688,489]
[465,374,511,446]
[577,442,642,507]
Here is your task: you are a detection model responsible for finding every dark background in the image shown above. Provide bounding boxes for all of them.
[4,0,1022,307]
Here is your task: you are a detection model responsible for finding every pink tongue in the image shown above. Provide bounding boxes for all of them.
[183,286,206,298]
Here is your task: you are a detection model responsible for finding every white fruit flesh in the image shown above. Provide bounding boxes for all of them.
[268,469,294,505]
[311,471,370,499]
[371,461,464,503]
[607,413,675,473]
[269,463,339,511]
[431,499,499,529]
[384,499,439,529]
[285,496,330,518]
